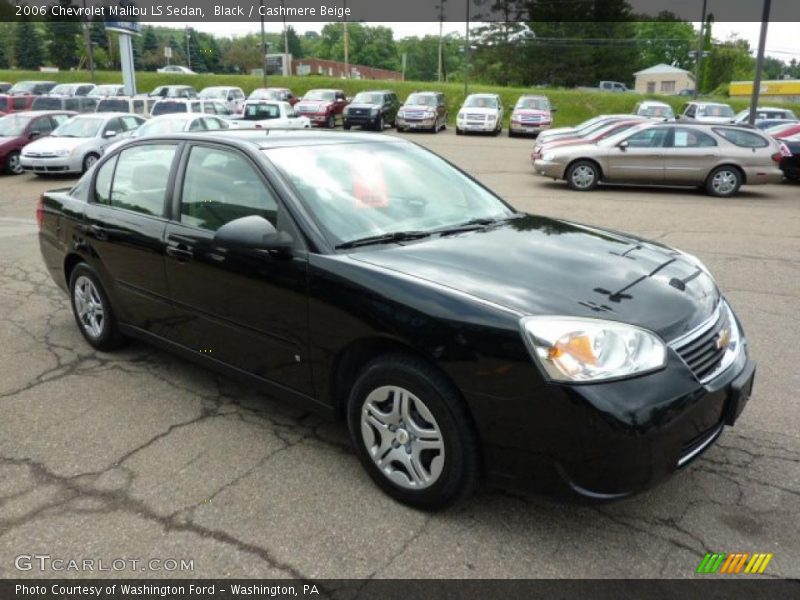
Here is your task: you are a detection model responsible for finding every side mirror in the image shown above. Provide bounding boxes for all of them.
[103,130,117,138]
[214,215,292,252]
[29,131,42,140]
[618,140,629,150]
[550,107,558,112]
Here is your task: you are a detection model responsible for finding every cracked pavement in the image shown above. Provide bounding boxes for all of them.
[0,130,798,580]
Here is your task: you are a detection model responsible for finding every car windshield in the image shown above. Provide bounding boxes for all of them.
[515,98,549,110]
[52,118,102,138]
[152,102,188,116]
[9,82,36,93]
[243,103,281,120]
[89,85,122,97]
[640,105,674,118]
[699,105,734,118]
[199,88,227,99]
[138,118,191,135]
[352,92,384,104]
[97,99,129,112]
[464,96,497,109]
[265,141,514,247]
[251,89,281,100]
[49,84,77,95]
[0,115,32,136]
[304,91,335,101]
[31,97,63,110]
[405,94,436,106]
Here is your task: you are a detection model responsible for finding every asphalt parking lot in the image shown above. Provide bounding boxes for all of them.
[1,128,798,580]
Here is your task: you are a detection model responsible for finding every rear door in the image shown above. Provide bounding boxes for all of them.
[605,127,669,182]
[82,143,180,336]
[163,142,313,395]
[663,127,720,184]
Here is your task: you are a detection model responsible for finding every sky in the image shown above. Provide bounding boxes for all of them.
[169,21,800,63]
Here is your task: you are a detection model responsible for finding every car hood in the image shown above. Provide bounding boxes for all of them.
[539,125,577,137]
[347,102,380,110]
[512,109,551,117]
[350,215,719,342]
[297,100,331,110]
[23,136,89,153]
[401,104,436,111]
[459,107,499,115]
[0,135,25,151]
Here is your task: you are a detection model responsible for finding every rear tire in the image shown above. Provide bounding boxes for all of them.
[456,128,462,136]
[68,263,125,351]
[326,115,335,129]
[705,166,742,197]
[347,353,480,510]
[343,122,351,130]
[566,160,600,191]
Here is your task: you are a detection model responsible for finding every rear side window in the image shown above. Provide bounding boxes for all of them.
[672,128,717,148]
[99,99,127,112]
[13,97,29,110]
[32,97,61,110]
[180,146,278,230]
[713,128,769,148]
[109,144,177,216]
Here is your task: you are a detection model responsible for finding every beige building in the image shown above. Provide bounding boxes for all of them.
[634,64,696,95]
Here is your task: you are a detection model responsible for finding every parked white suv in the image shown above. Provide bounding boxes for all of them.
[679,101,735,124]
[456,93,503,136]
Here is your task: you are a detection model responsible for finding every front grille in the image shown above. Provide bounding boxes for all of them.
[466,113,486,121]
[350,108,369,115]
[403,110,427,120]
[673,307,731,382]
[520,115,543,123]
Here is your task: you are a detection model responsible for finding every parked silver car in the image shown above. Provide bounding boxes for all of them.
[679,101,735,124]
[533,122,784,197]
[20,113,144,174]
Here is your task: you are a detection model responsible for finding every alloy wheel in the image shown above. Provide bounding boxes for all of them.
[571,164,596,189]
[360,385,445,490]
[73,275,105,339]
[711,170,738,195]
[8,152,23,175]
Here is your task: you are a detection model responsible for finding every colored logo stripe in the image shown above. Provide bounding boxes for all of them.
[697,552,773,574]
[745,553,773,574]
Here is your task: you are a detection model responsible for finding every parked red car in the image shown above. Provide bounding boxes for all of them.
[531,118,647,161]
[0,94,36,115]
[0,111,75,175]
[294,89,348,128]
[766,122,800,139]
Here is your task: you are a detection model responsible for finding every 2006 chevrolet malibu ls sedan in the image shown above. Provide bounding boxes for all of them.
[38,130,756,509]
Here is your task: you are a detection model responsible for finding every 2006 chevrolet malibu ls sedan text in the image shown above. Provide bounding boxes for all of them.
[37,130,756,509]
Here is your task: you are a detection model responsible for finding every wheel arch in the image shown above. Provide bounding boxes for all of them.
[711,162,747,184]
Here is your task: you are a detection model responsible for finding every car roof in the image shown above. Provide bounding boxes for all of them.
[10,110,77,117]
[149,113,197,121]
[639,100,671,106]
[137,129,407,150]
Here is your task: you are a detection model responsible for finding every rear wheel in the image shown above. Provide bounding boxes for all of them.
[5,151,23,175]
[705,166,742,197]
[347,354,480,510]
[326,115,335,129]
[68,264,125,351]
[456,128,462,136]
[566,160,600,191]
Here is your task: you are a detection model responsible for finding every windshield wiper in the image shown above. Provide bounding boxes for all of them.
[335,230,432,250]
[435,214,523,236]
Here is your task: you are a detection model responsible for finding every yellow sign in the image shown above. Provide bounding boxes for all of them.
[730,80,800,97]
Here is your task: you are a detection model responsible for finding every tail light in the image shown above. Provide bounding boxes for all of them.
[36,195,45,229]
[778,142,792,158]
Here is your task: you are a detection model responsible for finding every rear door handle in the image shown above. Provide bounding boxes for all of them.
[79,223,109,241]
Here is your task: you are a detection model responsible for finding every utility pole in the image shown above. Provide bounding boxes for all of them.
[343,0,349,79]
[437,1,446,82]
[464,0,470,96]
[259,0,267,87]
[185,26,191,71]
[282,0,289,76]
[693,0,708,99]
[749,0,772,125]
[81,0,95,84]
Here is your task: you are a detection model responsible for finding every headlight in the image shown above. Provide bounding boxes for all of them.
[457,111,465,119]
[488,114,497,121]
[55,148,71,157]
[425,110,436,117]
[397,110,405,117]
[370,107,379,115]
[541,152,555,161]
[520,317,666,382]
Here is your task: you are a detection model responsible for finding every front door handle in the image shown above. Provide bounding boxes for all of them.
[166,242,193,262]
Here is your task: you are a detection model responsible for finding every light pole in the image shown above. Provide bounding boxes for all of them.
[343,0,349,79]
[81,0,95,84]
[464,0,470,96]
[259,0,267,87]
[185,26,191,71]
[693,0,708,99]
[749,0,772,124]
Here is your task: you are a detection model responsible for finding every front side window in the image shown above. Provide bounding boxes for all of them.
[180,146,278,231]
[624,127,669,148]
[109,144,177,216]
[30,117,53,135]
[265,141,513,247]
[94,156,117,205]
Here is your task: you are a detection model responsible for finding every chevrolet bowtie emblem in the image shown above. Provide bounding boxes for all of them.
[716,328,731,351]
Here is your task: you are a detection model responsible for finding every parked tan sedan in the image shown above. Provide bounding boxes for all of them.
[533,122,785,197]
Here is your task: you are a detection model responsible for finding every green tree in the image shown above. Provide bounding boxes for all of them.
[15,19,44,70]
[0,41,7,69]
[45,1,81,70]
[285,26,303,58]
[632,13,696,71]
[762,57,787,80]
[702,36,755,92]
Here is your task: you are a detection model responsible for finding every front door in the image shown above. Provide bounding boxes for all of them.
[605,127,669,182]
[163,143,313,396]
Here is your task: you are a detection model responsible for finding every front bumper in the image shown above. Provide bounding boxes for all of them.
[532,159,564,179]
[345,113,380,127]
[20,154,81,173]
[510,121,551,134]
[463,333,754,500]
[397,117,436,129]
[457,119,497,132]
[297,112,331,127]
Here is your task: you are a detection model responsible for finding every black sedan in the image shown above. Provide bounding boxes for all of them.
[778,133,800,180]
[37,130,755,509]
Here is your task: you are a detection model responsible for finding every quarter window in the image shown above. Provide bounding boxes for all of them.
[712,128,769,148]
[180,146,278,231]
[109,144,177,216]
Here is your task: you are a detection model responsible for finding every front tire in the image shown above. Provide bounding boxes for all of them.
[566,160,600,191]
[375,115,384,132]
[326,115,335,129]
[6,151,23,175]
[69,263,125,351]
[82,153,99,173]
[347,354,480,510]
[705,166,742,197]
